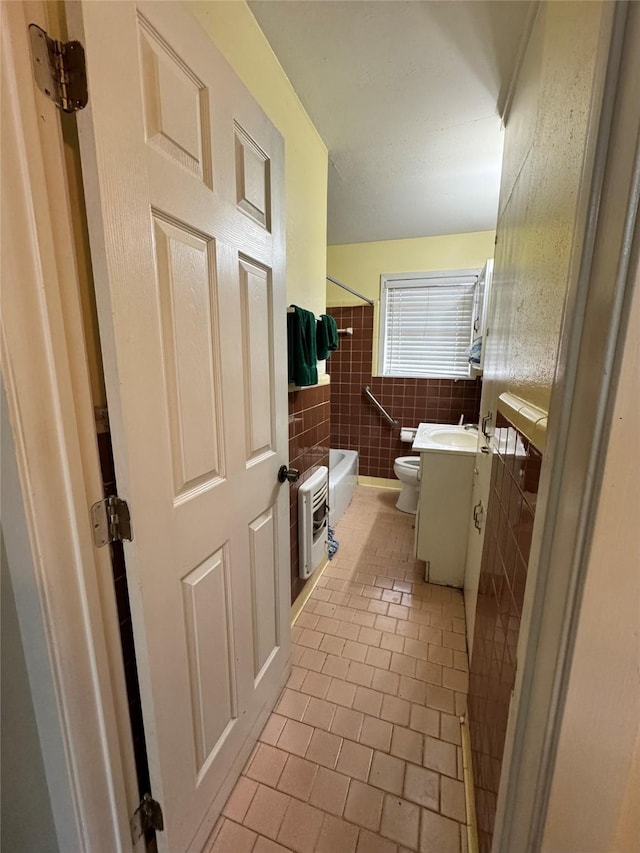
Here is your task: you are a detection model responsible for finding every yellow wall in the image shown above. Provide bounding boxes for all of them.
[326,231,495,306]
[188,1,328,318]
[483,1,605,418]
[327,230,495,374]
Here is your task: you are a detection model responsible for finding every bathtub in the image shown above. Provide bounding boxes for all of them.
[329,449,358,527]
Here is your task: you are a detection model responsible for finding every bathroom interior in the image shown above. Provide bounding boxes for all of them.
[2,2,638,853]
[247,1,637,852]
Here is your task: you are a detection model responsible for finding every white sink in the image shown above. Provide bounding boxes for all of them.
[413,423,479,454]
[426,428,479,450]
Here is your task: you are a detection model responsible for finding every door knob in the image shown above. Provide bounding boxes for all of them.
[278,465,300,483]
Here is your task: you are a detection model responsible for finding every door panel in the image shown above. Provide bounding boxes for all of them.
[234,123,271,229]
[138,17,210,184]
[153,216,224,496]
[71,3,289,850]
[249,507,279,680]
[240,258,275,463]
[182,546,237,774]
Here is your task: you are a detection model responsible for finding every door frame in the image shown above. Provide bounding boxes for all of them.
[1,2,140,850]
[493,2,640,850]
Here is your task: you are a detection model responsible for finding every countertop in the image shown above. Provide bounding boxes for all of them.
[412,423,479,455]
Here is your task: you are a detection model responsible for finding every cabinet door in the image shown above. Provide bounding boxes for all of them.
[464,448,492,659]
[417,454,474,587]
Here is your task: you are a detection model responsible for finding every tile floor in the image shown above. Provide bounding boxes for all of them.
[208,486,469,853]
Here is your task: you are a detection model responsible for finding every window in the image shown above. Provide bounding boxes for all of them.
[378,269,479,379]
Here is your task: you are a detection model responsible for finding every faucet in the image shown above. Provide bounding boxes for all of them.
[464,423,479,431]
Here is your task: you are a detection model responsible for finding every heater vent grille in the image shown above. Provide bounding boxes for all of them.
[298,466,328,580]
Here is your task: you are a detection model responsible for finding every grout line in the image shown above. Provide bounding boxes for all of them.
[460,714,479,853]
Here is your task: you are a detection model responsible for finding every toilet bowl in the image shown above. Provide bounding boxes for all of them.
[393,456,420,514]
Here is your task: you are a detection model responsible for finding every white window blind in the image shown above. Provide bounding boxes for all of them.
[380,272,478,379]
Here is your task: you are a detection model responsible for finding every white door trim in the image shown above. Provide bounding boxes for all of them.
[493,3,640,850]
[1,2,139,850]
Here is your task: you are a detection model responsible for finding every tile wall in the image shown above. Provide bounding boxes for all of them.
[467,416,542,853]
[288,384,331,603]
[327,306,482,479]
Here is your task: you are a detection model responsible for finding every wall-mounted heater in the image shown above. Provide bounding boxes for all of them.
[298,466,328,580]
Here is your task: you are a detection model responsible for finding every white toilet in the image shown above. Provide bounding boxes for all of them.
[393,456,420,514]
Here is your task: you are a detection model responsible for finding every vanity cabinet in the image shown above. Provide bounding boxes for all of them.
[415,450,475,587]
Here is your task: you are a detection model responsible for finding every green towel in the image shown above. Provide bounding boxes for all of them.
[316,314,339,360]
[287,305,318,386]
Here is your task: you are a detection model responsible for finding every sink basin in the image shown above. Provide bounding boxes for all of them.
[412,423,479,454]
[426,428,478,450]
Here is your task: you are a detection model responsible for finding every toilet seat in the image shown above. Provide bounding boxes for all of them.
[395,456,419,471]
[393,455,420,514]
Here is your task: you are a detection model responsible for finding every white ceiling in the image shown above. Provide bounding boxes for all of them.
[249,0,533,245]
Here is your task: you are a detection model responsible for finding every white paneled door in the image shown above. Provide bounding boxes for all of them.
[70,3,290,850]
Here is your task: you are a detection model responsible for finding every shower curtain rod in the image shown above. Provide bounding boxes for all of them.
[326,274,375,307]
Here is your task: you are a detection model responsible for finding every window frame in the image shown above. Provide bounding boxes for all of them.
[378,268,481,380]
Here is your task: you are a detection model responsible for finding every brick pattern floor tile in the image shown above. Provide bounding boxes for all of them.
[211,487,468,853]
